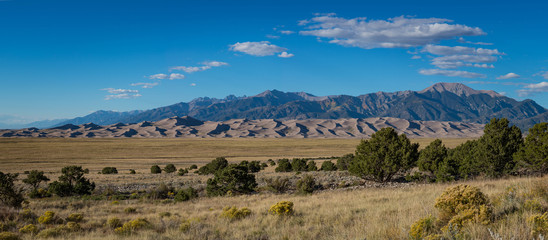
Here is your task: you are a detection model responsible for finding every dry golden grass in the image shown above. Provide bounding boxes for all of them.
[15,175,547,240]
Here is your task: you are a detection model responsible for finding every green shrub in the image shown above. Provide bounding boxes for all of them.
[0,172,24,208]
[514,122,548,174]
[124,207,137,214]
[106,217,122,229]
[114,218,151,235]
[265,177,291,194]
[291,158,308,172]
[28,188,51,199]
[349,127,418,182]
[48,166,95,196]
[296,174,315,194]
[36,227,62,238]
[260,163,268,169]
[19,224,38,234]
[101,167,118,174]
[66,213,84,223]
[206,165,257,196]
[409,215,437,240]
[179,218,200,232]
[174,187,198,202]
[528,212,548,236]
[178,168,188,176]
[434,184,492,228]
[38,211,60,225]
[275,159,292,172]
[189,164,198,170]
[220,206,252,221]
[268,201,294,216]
[307,161,317,171]
[22,170,49,191]
[163,164,177,173]
[64,222,80,232]
[417,139,447,175]
[198,157,228,175]
[320,161,337,171]
[0,232,21,240]
[150,165,162,174]
[129,169,136,174]
[337,154,354,171]
[267,159,276,166]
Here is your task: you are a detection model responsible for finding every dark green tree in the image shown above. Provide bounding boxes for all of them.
[163,164,177,173]
[320,161,337,171]
[514,122,548,174]
[275,159,292,172]
[22,170,50,191]
[151,165,162,174]
[476,118,523,178]
[417,139,448,175]
[206,165,257,196]
[198,157,229,175]
[49,166,95,196]
[0,171,24,208]
[291,158,308,172]
[101,167,118,174]
[307,160,318,171]
[446,140,479,179]
[349,127,419,182]
[337,154,354,171]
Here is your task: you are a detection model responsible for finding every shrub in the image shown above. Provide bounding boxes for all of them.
[275,159,292,172]
[239,161,261,173]
[22,170,49,191]
[350,127,419,182]
[320,161,337,171]
[66,213,83,223]
[101,167,118,174]
[49,166,95,196]
[114,218,151,235]
[189,164,198,170]
[174,187,198,202]
[528,212,548,236]
[36,227,62,238]
[206,165,257,196]
[148,183,172,199]
[268,201,294,216]
[158,212,171,218]
[409,215,437,240]
[336,154,354,171]
[296,174,315,194]
[198,157,228,175]
[220,206,252,221]
[28,188,51,199]
[0,232,20,240]
[260,163,268,169]
[19,224,38,234]
[38,211,60,225]
[124,207,137,214]
[291,158,308,172]
[64,222,80,232]
[179,218,200,232]
[267,159,276,166]
[150,165,162,174]
[0,171,24,208]
[265,177,291,194]
[178,168,188,176]
[434,185,492,228]
[129,169,136,174]
[307,160,317,171]
[164,164,177,173]
[106,217,122,229]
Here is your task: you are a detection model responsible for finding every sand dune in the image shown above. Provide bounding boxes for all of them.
[0,116,485,138]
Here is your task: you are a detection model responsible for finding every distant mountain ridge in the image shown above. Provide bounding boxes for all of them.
[40,82,548,130]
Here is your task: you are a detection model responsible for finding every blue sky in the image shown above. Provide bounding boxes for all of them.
[1,0,547,124]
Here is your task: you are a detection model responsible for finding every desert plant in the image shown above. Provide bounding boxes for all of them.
[114,218,151,235]
[36,227,62,238]
[320,161,337,171]
[337,153,354,171]
[350,127,419,182]
[22,170,49,191]
[296,174,316,194]
[275,159,292,172]
[38,211,61,225]
[150,165,162,174]
[178,168,189,176]
[189,164,198,170]
[206,165,257,196]
[409,215,437,240]
[0,171,24,208]
[291,158,308,172]
[129,169,136,174]
[174,187,198,202]
[265,177,291,194]
[66,213,83,223]
[48,166,95,196]
[198,157,228,175]
[528,212,548,236]
[268,201,294,216]
[0,232,20,240]
[164,164,177,173]
[307,160,317,171]
[434,184,492,228]
[267,159,276,166]
[18,224,38,234]
[124,207,137,214]
[101,167,118,174]
[220,206,252,221]
[106,217,122,229]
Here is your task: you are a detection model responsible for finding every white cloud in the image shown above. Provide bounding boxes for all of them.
[517,82,548,97]
[278,52,294,58]
[496,72,520,80]
[229,41,288,56]
[101,88,139,94]
[105,93,142,100]
[411,55,422,59]
[419,69,486,78]
[458,37,493,46]
[190,83,196,87]
[148,73,168,80]
[169,73,185,80]
[171,61,228,73]
[534,71,548,80]
[266,34,280,39]
[422,44,503,56]
[131,82,160,88]
[299,14,485,49]
[280,30,295,35]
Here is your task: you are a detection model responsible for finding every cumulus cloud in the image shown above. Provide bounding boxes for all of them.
[419,69,486,78]
[422,44,503,56]
[534,71,548,80]
[299,14,485,49]
[411,55,422,59]
[229,41,288,56]
[280,30,295,35]
[131,82,160,88]
[458,37,493,46]
[497,73,520,80]
[422,45,502,69]
[517,82,548,97]
[169,73,185,80]
[171,61,228,73]
[148,73,168,80]
[101,88,141,100]
[278,52,294,58]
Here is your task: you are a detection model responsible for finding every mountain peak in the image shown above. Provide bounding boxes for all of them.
[419,82,501,97]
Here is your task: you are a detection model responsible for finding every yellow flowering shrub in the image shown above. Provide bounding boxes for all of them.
[38,211,60,225]
[268,201,294,216]
[528,212,548,236]
[0,232,20,240]
[434,184,492,226]
[18,224,38,234]
[66,213,84,223]
[409,215,437,240]
[220,207,252,221]
[114,218,151,235]
[106,217,122,229]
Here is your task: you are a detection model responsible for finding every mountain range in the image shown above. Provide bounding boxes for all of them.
[5,82,546,131]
